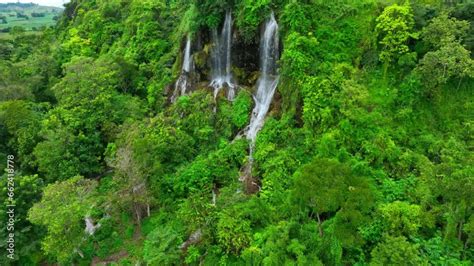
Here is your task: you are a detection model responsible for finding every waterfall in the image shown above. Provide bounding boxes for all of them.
[84,216,100,235]
[210,10,236,101]
[240,12,279,185]
[171,35,193,103]
[245,12,279,143]
[182,35,193,73]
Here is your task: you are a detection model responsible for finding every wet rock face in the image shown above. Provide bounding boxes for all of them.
[232,32,259,74]
[176,17,266,94]
[191,29,212,83]
[194,50,210,81]
[230,31,260,87]
[195,29,210,52]
[192,29,260,88]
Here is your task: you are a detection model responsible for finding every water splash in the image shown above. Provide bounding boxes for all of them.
[171,35,193,103]
[210,10,236,101]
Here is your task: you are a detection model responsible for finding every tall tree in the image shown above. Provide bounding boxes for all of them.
[376,3,418,74]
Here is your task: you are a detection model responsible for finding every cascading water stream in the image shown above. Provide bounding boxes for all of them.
[84,216,100,235]
[171,35,193,103]
[240,12,279,184]
[245,13,279,142]
[210,10,236,101]
[182,36,193,73]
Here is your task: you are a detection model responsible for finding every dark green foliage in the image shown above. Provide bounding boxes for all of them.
[0,174,44,265]
[416,14,474,90]
[172,139,247,197]
[194,0,229,29]
[34,57,145,181]
[143,224,184,265]
[236,0,271,42]
[28,176,97,263]
[370,235,425,265]
[0,0,472,265]
[230,89,252,128]
[0,100,44,170]
[217,208,252,255]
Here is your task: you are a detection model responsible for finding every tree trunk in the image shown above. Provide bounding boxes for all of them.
[383,62,388,82]
[458,221,464,241]
[457,76,463,90]
[135,205,141,224]
[316,213,323,237]
[463,236,470,260]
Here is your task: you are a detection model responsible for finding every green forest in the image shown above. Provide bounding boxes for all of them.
[0,0,473,265]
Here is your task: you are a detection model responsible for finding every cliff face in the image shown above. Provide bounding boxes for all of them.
[1,0,473,265]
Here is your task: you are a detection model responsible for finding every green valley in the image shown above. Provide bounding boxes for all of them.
[0,3,62,39]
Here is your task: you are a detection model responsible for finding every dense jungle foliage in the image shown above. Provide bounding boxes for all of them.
[0,0,473,265]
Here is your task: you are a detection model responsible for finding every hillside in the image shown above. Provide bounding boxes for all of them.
[0,0,473,265]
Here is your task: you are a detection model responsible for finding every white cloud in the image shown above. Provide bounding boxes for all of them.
[0,0,70,8]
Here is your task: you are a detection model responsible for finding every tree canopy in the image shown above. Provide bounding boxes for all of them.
[0,0,472,265]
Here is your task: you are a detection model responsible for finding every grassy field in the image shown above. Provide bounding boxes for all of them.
[0,32,12,39]
[0,3,62,33]
[0,13,58,30]
[0,30,43,40]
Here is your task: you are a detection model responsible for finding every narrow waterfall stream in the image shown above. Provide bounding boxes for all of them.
[240,13,279,187]
[210,10,236,101]
[84,216,100,235]
[171,35,193,103]
[245,13,279,142]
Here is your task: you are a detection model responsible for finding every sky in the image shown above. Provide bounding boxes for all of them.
[0,0,69,8]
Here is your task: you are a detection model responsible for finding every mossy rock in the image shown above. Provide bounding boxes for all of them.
[232,67,246,86]
[269,90,282,119]
[248,71,260,87]
[237,85,255,95]
[194,50,208,70]
[196,81,211,91]
[214,86,228,99]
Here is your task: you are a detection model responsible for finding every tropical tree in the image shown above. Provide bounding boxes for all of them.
[375,3,417,73]
[416,14,474,89]
[28,176,97,263]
